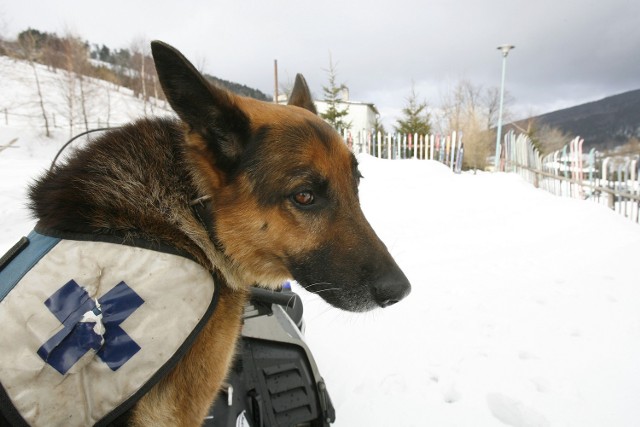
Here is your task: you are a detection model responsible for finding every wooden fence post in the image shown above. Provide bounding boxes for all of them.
[429,135,435,160]
[450,131,457,169]
[386,134,391,160]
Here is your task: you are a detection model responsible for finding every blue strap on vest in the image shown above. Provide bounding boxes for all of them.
[0,231,61,302]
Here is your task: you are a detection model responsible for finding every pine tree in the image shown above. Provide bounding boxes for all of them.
[320,55,351,133]
[395,85,431,136]
[373,115,386,135]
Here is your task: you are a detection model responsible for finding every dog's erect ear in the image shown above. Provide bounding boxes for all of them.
[287,74,317,114]
[150,40,249,168]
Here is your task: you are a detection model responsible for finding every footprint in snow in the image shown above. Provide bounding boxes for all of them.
[440,378,461,403]
[518,350,538,361]
[530,377,551,394]
[486,393,549,427]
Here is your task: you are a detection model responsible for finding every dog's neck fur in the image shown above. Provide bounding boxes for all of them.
[29,117,245,290]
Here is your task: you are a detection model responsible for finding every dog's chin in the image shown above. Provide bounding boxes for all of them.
[323,295,379,313]
[300,283,379,313]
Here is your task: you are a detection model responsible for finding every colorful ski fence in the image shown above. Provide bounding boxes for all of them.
[342,130,464,173]
[500,131,640,224]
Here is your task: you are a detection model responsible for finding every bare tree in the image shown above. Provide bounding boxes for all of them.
[59,42,77,136]
[130,37,153,115]
[150,62,160,111]
[278,74,295,103]
[609,137,640,157]
[146,51,161,113]
[17,31,51,137]
[521,117,573,155]
[104,84,112,127]
[536,125,573,154]
[57,33,92,136]
[0,10,8,51]
[483,87,501,130]
[77,59,91,132]
[439,80,509,170]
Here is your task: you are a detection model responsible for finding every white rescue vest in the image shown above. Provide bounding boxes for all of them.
[0,229,218,427]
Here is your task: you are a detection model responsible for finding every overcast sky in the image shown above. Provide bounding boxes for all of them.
[2,0,639,128]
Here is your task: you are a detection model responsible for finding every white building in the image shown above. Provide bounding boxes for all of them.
[279,89,379,137]
[314,97,379,137]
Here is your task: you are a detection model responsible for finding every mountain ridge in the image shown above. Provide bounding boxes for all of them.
[509,88,640,149]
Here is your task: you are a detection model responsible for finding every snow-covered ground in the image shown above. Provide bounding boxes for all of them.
[298,157,640,426]
[2,55,640,426]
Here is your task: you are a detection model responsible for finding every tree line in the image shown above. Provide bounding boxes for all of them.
[0,28,271,138]
[1,29,161,136]
[2,28,270,105]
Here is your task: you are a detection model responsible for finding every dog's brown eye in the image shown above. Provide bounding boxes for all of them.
[293,191,315,206]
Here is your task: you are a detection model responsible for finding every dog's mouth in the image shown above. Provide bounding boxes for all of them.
[289,252,412,312]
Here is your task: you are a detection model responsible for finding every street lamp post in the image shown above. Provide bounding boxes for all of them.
[494,44,515,171]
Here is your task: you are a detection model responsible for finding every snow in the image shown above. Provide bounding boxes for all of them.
[0,54,171,253]
[297,156,640,426]
[2,55,640,426]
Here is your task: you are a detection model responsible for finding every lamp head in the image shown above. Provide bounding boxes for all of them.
[497,44,515,57]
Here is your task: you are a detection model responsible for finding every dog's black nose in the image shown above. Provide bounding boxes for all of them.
[372,269,411,308]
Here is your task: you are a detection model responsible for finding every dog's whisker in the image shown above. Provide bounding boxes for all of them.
[309,288,342,294]
[304,282,333,290]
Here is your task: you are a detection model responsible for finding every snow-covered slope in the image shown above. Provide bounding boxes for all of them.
[2,55,640,426]
[0,54,172,250]
[0,55,171,132]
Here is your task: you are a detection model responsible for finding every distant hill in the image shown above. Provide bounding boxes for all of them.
[203,73,270,101]
[508,89,640,150]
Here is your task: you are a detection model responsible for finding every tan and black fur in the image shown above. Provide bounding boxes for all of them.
[26,41,411,425]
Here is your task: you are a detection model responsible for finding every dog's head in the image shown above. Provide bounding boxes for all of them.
[151,41,410,312]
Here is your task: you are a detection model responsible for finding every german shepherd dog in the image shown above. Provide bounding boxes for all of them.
[21,41,411,425]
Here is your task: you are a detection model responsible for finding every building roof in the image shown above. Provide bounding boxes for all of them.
[314,99,379,115]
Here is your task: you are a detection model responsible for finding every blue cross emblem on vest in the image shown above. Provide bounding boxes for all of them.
[37,279,144,375]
